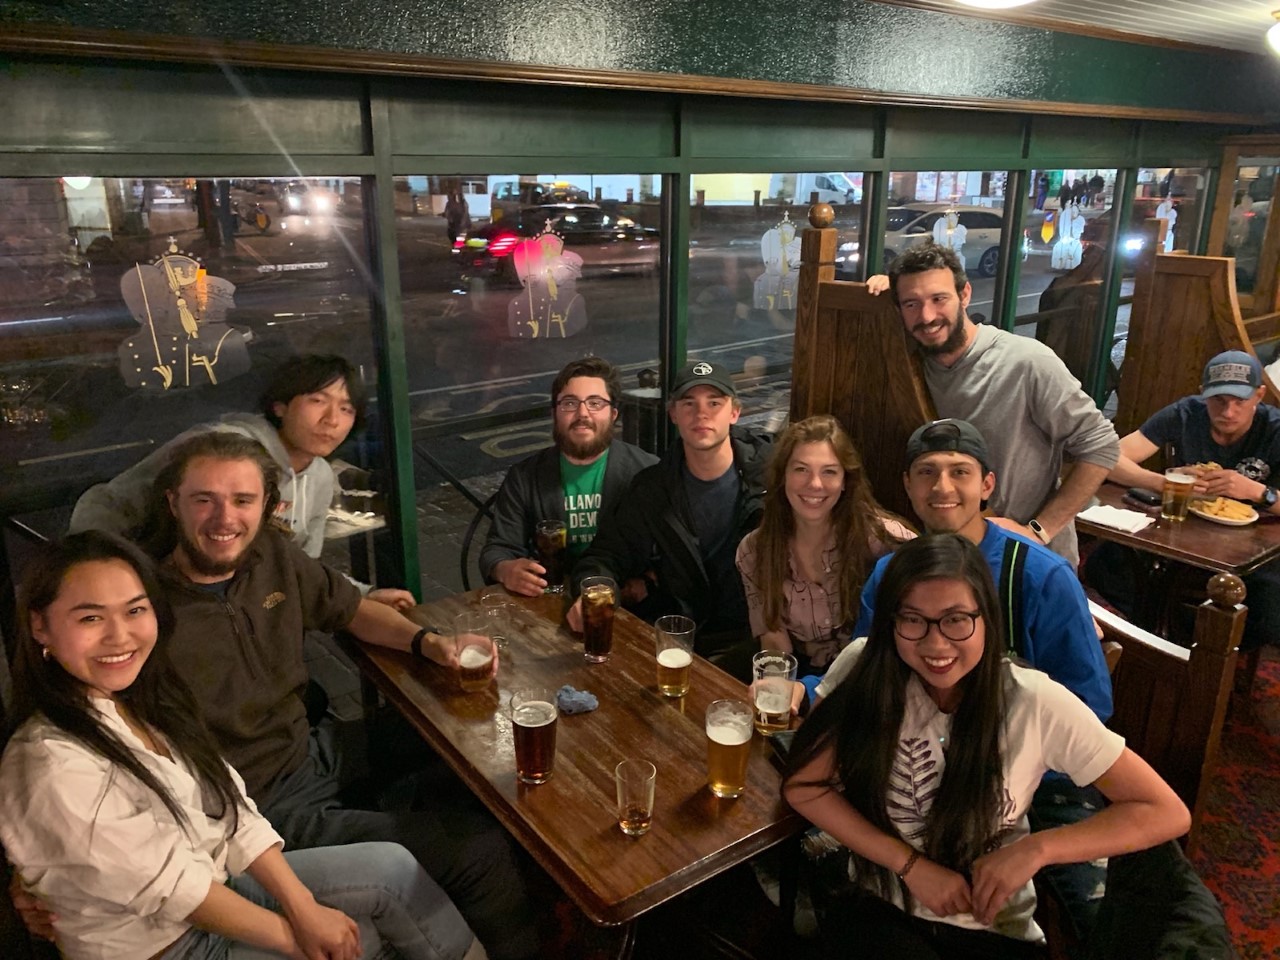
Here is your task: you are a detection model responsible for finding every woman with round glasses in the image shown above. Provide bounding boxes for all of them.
[784,534,1188,958]
[736,415,913,674]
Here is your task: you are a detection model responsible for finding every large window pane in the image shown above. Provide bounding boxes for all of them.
[1223,158,1278,295]
[395,174,663,588]
[688,172,864,419]
[884,170,1007,324]
[1016,168,1118,390]
[0,175,384,577]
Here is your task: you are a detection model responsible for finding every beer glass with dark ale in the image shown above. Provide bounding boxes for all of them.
[511,687,558,784]
[579,575,617,663]
[751,650,797,735]
[705,699,752,798]
[535,520,568,593]
[654,614,695,697]
[453,611,496,693]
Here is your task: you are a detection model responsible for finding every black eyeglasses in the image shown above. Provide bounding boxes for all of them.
[893,611,982,642]
[554,396,613,413]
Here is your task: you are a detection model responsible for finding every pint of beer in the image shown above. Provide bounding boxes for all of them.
[535,520,568,593]
[705,699,753,798]
[511,687,558,784]
[453,611,496,693]
[654,614,695,697]
[751,651,797,736]
[579,576,617,663]
[1161,469,1196,522]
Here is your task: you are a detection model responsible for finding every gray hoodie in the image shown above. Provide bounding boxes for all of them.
[69,412,336,559]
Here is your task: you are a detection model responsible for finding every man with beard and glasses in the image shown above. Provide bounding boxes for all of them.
[480,356,657,597]
[107,429,537,960]
[869,244,1118,568]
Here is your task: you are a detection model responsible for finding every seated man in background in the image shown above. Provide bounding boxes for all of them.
[480,356,657,596]
[568,360,771,680]
[1086,349,1280,652]
[21,430,536,959]
[806,419,1113,944]
[69,353,412,608]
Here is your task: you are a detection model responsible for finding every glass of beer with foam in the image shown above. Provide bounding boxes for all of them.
[705,699,753,798]
[453,611,496,693]
[1161,468,1196,522]
[654,614,695,697]
[511,687,558,784]
[751,650,797,736]
[579,575,618,663]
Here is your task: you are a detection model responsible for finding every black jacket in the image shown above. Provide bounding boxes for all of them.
[479,438,658,582]
[573,426,771,640]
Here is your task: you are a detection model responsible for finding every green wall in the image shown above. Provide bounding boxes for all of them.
[3,0,1280,119]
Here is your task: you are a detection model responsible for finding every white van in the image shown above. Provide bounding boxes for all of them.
[769,172,861,205]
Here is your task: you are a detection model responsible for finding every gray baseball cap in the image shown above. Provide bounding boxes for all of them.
[905,419,991,473]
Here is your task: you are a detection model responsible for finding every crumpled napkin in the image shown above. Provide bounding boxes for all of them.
[1077,504,1156,533]
[556,685,598,715]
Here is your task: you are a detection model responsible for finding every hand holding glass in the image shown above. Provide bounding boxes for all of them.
[453,612,496,693]
[535,520,568,593]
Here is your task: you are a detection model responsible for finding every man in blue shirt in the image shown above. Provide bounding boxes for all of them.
[806,418,1111,721]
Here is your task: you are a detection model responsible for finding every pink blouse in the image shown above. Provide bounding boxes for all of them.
[735,518,914,669]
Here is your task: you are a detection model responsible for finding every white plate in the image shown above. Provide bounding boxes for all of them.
[1188,501,1258,526]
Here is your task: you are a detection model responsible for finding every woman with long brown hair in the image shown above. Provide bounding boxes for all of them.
[735,415,913,674]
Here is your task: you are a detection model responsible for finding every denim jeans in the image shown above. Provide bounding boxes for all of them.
[159,842,476,960]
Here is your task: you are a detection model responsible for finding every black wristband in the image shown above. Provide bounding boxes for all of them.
[410,626,439,659]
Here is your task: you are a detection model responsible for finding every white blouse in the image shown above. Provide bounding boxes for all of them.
[0,699,282,960]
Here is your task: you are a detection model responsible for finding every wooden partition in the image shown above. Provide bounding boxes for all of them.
[1115,225,1280,439]
[789,206,935,519]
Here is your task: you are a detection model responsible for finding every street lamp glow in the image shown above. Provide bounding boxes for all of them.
[1267,18,1280,55]
[62,176,92,190]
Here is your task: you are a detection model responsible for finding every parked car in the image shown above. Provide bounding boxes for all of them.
[881,204,1006,278]
[453,204,659,283]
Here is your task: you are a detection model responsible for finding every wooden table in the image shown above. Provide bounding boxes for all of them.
[347,590,803,928]
[1077,482,1280,576]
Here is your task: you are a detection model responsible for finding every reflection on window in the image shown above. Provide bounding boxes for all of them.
[396,174,664,578]
[1223,158,1277,295]
[0,175,380,558]
[1016,169,1118,393]
[885,171,1007,324]
[688,172,864,418]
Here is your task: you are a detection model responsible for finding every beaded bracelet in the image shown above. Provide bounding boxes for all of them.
[898,849,921,880]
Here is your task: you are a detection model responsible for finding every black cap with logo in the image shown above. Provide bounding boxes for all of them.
[670,360,737,399]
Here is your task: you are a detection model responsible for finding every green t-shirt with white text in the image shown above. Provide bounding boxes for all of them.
[560,450,609,559]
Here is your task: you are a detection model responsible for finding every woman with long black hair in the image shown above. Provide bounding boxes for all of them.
[784,534,1188,959]
[0,530,483,960]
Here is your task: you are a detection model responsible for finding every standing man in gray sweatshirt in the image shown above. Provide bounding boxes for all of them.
[871,244,1118,567]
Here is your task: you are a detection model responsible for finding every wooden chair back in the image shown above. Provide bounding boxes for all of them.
[1115,220,1280,439]
[789,207,935,518]
[1087,575,1243,856]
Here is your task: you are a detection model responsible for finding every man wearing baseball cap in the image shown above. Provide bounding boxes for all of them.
[1088,349,1280,651]
[567,359,771,679]
[812,419,1111,723]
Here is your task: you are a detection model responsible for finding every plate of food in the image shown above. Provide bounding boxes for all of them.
[1189,497,1259,526]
